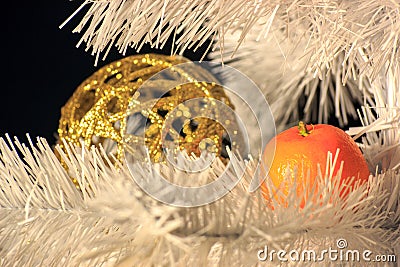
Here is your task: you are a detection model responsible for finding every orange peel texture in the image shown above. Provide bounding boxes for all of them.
[261,122,370,209]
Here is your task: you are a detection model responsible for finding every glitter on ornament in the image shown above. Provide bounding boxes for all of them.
[58,54,237,164]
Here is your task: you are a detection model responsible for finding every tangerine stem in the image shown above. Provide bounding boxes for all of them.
[298,121,310,137]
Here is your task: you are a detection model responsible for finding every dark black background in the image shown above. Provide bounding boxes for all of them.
[2,2,210,146]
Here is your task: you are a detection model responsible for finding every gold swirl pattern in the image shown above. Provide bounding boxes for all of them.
[58,54,237,164]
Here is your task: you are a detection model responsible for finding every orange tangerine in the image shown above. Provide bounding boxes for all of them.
[261,122,370,208]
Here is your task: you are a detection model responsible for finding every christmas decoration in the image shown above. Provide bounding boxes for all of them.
[209,31,374,130]
[261,121,370,208]
[61,0,400,79]
[0,136,398,266]
[1,1,399,266]
[58,53,236,163]
[205,2,398,130]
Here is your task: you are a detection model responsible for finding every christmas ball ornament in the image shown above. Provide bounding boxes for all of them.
[261,121,370,208]
[58,54,236,163]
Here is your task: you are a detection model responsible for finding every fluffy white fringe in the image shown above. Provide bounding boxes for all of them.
[347,64,400,172]
[0,133,398,266]
[209,29,374,130]
[210,23,400,130]
[63,0,400,78]
[61,0,278,65]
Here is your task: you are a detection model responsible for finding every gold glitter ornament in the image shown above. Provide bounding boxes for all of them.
[58,54,238,164]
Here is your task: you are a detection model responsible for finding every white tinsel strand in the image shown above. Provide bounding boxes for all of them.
[60,0,273,65]
[0,137,189,266]
[347,63,400,172]
[0,136,399,266]
[209,28,374,130]
[63,1,400,81]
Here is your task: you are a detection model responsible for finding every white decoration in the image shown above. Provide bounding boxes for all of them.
[0,135,398,265]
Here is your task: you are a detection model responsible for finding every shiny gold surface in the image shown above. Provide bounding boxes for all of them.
[58,54,236,164]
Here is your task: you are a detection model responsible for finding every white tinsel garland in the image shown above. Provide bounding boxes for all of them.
[0,135,398,266]
[63,0,400,79]
[209,28,374,130]
[347,63,400,172]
